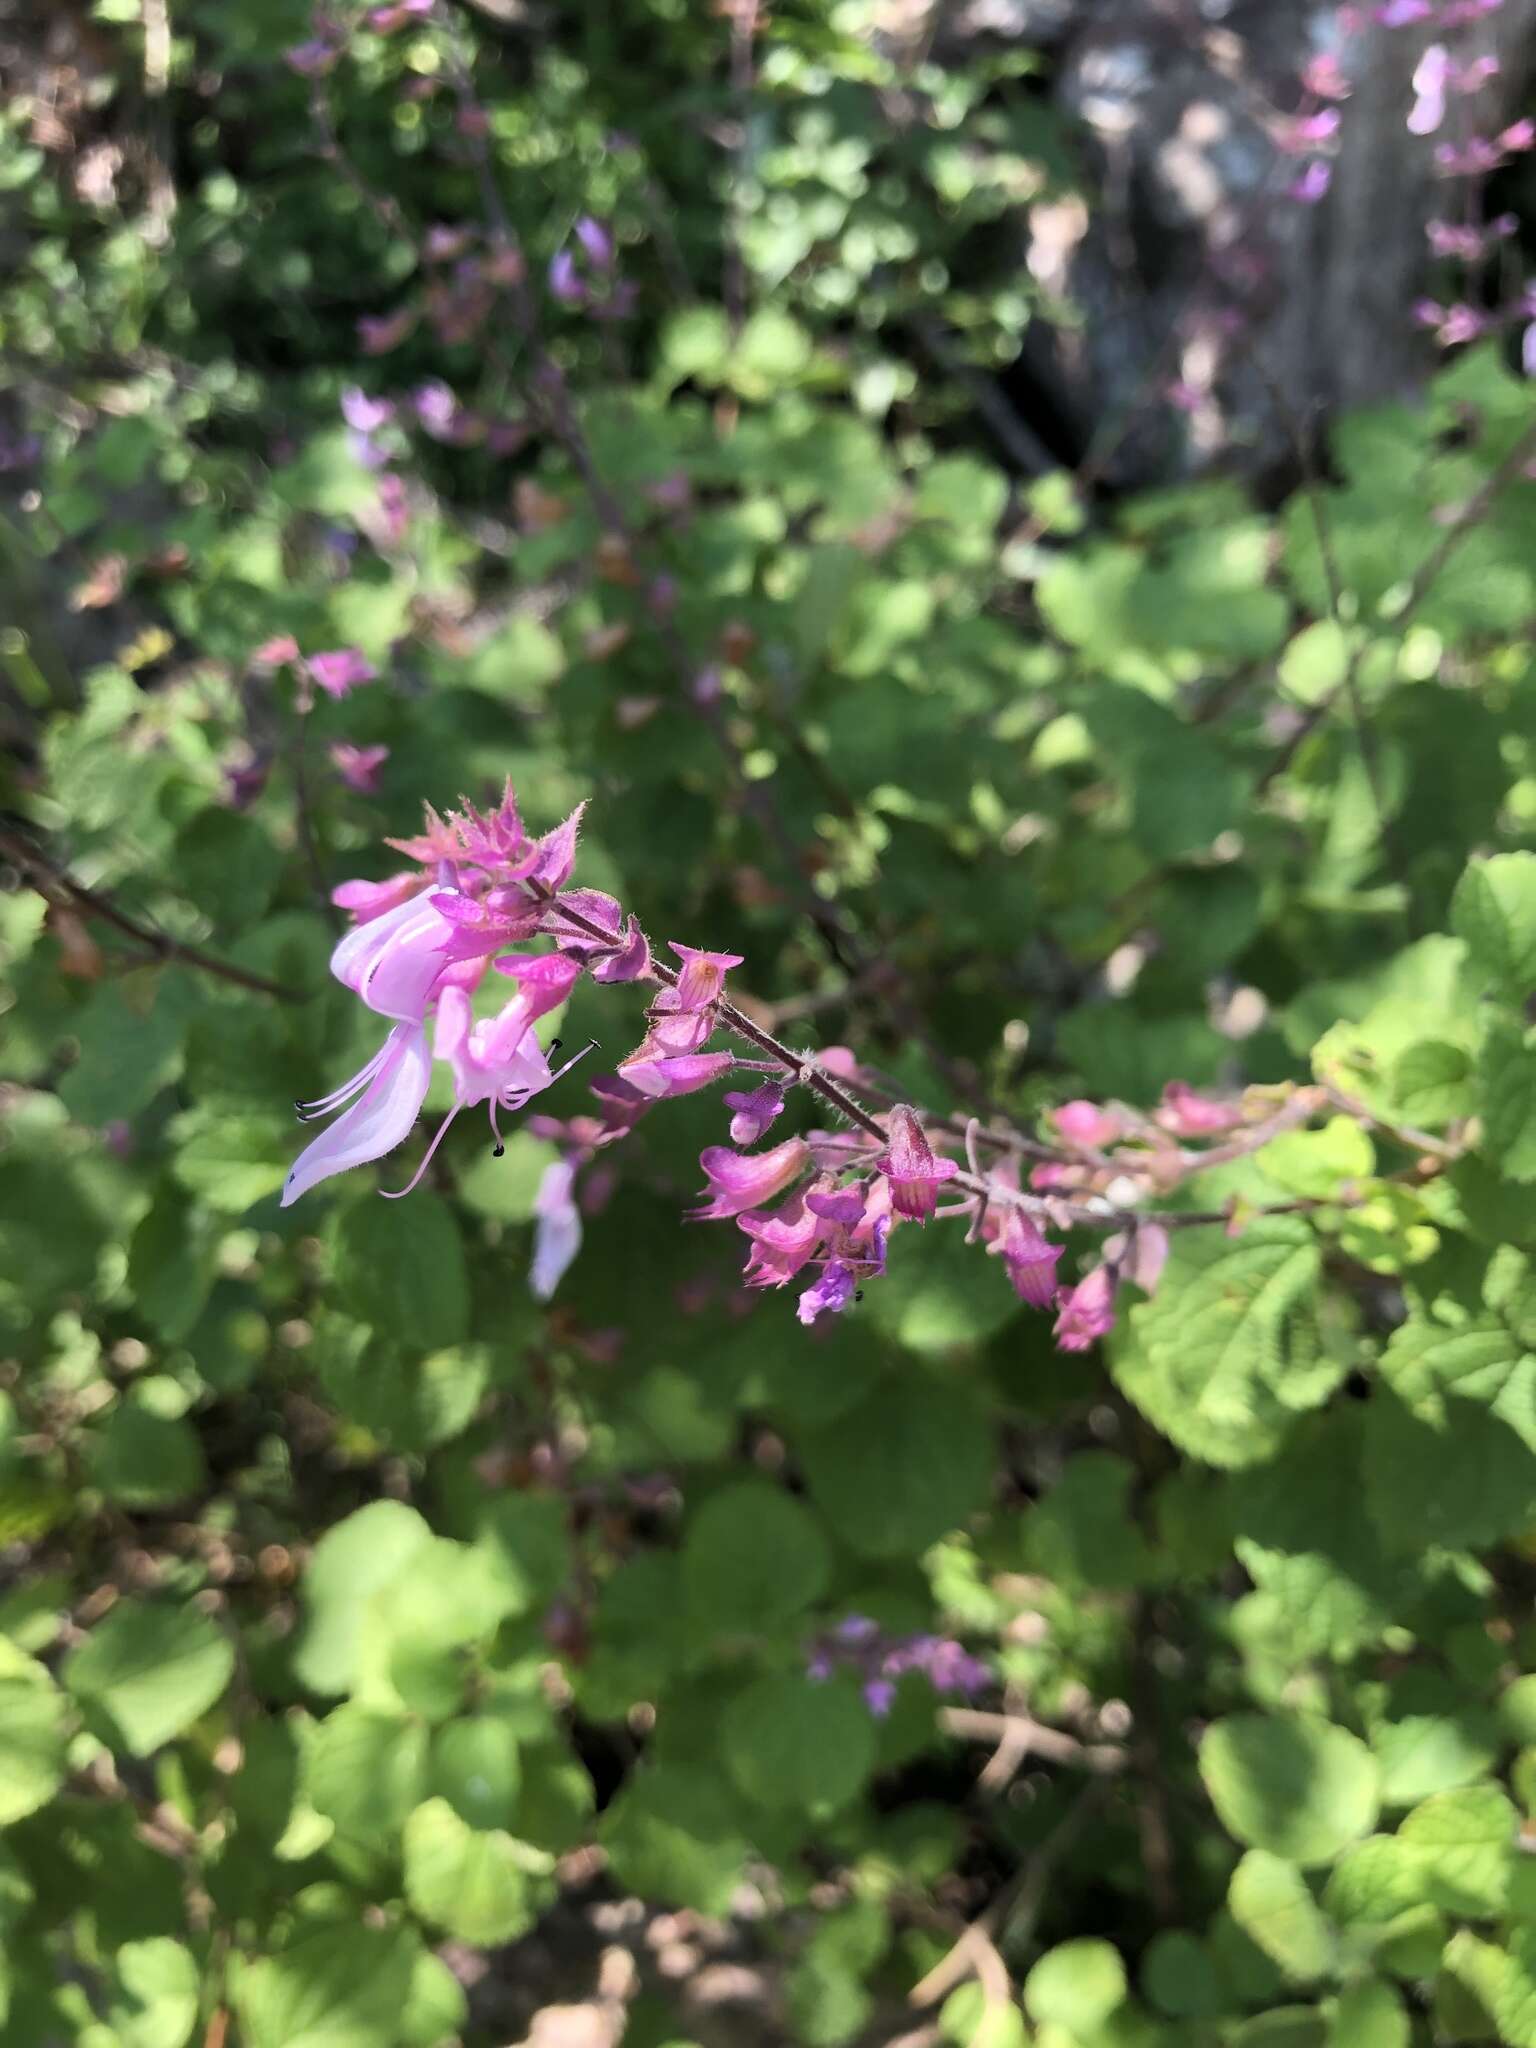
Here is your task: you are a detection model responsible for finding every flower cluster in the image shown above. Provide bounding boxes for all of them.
[807,1616,991,1720]
[285,782,1198,1352]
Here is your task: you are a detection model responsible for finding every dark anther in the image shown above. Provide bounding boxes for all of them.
[492,1142,506,1158]
[549,1038,562,1052]
[854,1289,865,1303]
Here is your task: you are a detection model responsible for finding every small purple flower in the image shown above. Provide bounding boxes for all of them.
[1289,160,1333,204]
[1522,322,1536,378]
[329,742,390,794]
[618,1050,735,1099]
[988,1208,1065,1309]
[285,37,340,77]
[308,648,377,700]
[357,307,418,355]
[574,216,615,271]
[341,386,395,434]
[723,1083,786,1147]
[805,1185,866,1226]
[549,249,585,306]
[1373,0,1433,22]
[797,1259,857,1325]
[863,1679,896,1718]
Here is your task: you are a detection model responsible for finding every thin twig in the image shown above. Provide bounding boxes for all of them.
[939,1707,1126,1775]
[0,826,304,1003]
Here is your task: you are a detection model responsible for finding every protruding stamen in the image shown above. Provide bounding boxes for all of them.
[381,1105,462,1199]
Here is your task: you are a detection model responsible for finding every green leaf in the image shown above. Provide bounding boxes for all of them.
[0,1653,69,1826]
[600,1761,750,1914]
[90,1395,206,1509]
[1022,1938,1128,2033]
[234,1924,420,2048]
[1227,1852,1336,1982]
[721,1675,876,1818]
[109,1938,199,2048]
[1392,1040,1474,1127]
[1370,1715,1497,1808]
[1021,1452,1151,1592]
[1398,1783,1516,1916]
[291,1500,433,1698]
[57,979,189,1127]
[66,1599,234,1757]
[402,1796,548,1944]
[1200,1715,1379,1866]
[797,1376,993,1559]
[1477,1014,1536,1182]
[304,1705,429,1848]
[1494,1925,1536,2047]
[431,1714,522,1831]
[1116,1220,1332,1468]
[1141,1931,1226,2020]
[1453,852,1536,996]
[1327,1980,1409,2048]
[1364,1389,1536,1553]
[681,1482,829,1635]
[331,1194,469,1350]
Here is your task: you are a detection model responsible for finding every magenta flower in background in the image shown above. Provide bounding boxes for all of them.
[308,648,377,699]
[366,0,434,28]
[1051,1099,1122,1149]
[250,634,300,672]
[340,386,395,434]
[531,1158,582,1300]
[1408,45,1450,135]
[574,217,615,270]
[283,1022,432,1206]
[875,1105,959,1222]
[330,743,390,794]
[549,250,585,306]
[1289,160,1333,204]
[357,307,418,354]
[285,37,340,76]
[1373,0,1433,22]
[1158,1081,1242,1139]
[1053,1263,1118,1352]
[689,1137,811,1221]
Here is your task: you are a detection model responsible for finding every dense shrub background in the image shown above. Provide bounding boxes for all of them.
[7,4,1536,2045]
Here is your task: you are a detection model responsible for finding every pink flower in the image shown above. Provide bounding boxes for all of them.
[308,648,377,699]
[531,1158,582,1300]
[413,380,482,445]
[1288,160,1333,204]
[1158,1081,1242,1138]
[1373,0,1433,22]
[340,386,395,435]
[618,1050,735,1099]
[662,943,744,1011]
[1051,1099,1121,1149]
[366,0,434,29]
[250,634,300,671]
[283,1022,432,1206]
[285,37,340,76]
[384,981,594,1197]
[1408,45,1450,135]
[332,872,426,923]
[988,1208,1064,1308]
[806,1184,866,1226]
[875,1106,959,1223]
[328,889,461,1019]
[740,1193,824,1287]
[1522,322,1536,378]
[1503,119,1536,153]
[1053,1264,1118,1352]
[723,1083,786,1146]
[330,743,390,793]
[1301,55,1351,100]
[689,1138,811,1221]
[357,307,418,354]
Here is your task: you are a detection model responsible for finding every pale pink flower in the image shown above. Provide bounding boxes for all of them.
[283,1022,432,1206]
[308,648,377,699]
[330,743,390,794]
[688,1137,811,1221]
